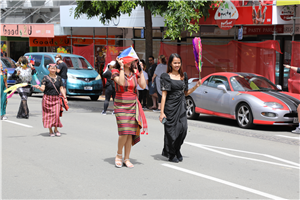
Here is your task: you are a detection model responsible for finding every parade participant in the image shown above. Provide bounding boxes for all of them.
[12,56,36,119]
[284,64,300,134]
[102,60,116,115]
[148,56,158,110]
[152,55,167,112]
[0,62,8,120]
[137,60,149,109]
[159,53,201,162]
[33,64,67,137]
[112,56,147,168]
[55,54,68,97]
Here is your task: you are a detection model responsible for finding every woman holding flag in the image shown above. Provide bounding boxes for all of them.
[12,56,36,119]
[111,47,148,168]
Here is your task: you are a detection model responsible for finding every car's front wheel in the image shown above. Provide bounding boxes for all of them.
[186,97,199,119]
[90,95,99,101]
[236,103,253,128]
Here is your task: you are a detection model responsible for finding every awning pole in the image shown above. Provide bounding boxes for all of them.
[292,5,296,41]
[93,27,95,66]
[71,27,73,54]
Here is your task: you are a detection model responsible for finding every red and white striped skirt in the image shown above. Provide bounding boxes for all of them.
[42,94,63,128]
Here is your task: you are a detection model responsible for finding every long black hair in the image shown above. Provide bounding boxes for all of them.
[167,53,184,80]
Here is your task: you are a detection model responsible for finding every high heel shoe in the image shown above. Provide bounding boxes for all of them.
[115,153,123,168]
[176,151,183,162]
[123,159,134,168]
[168,155,179,163]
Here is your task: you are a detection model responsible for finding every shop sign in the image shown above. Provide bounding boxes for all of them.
[29,35,115,47]
[197,5,272,25]
[214,1,239,30]
[279,6,295,21]
[1,24,54,38]
[30,36,70,47]
[284,24,300,34]
[276,0,300,6]
[273,6,300,25]
[243,25,284,35]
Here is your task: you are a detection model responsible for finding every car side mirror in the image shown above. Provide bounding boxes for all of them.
[276,85,282,90]
[188,78,199,84]
[217,84,227,93]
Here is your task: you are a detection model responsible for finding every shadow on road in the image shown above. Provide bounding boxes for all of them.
[38,132,67,137]
[103,157,143,167]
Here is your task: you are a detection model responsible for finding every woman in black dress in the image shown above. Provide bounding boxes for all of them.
[159,53,201,163]
[12,56,36,119]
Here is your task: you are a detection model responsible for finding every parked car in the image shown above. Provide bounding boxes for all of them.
[24,52,103,100]
[186,72,300,128]
[1,57,17,86]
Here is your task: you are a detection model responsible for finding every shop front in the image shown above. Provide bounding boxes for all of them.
[0,23,54,61]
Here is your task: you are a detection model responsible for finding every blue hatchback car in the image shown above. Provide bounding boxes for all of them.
[24,52,103,101]
[1,57,17,86]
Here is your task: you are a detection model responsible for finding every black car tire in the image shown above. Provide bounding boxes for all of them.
[90,95,99,101]
[236,103,253,129]
[186,97,199,120]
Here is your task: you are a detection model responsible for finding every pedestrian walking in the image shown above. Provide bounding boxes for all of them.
[159,53,201,163]
[148,56,158,109]
[284,64,300,133]
[152,55,167,112]
[12,56,36,119]
[0,62,8,120]
[112,57,148,168]
[33,64,68,137]
[55,54,68,97]
[102,60,116,115]
[137,60,148,109]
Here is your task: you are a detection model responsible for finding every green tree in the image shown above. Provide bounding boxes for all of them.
[74,0,217,66]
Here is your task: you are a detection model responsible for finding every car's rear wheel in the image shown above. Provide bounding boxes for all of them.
[236,103,253,128]
[90,95,99,101]
[186,97,199,119]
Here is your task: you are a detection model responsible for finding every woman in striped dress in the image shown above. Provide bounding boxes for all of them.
[33,64,68,137]
[112,58,147,168]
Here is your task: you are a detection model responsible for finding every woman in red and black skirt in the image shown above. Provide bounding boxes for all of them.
[33,64,68,137]
[112,58,147,168]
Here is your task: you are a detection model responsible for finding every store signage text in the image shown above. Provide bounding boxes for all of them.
[29,35,115,47]
[280,6,295,21]
[214,1,239,30]
[1,24,54,38]
[243,25,284,35]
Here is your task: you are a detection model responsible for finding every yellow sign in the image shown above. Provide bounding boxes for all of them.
[276,0,300,6]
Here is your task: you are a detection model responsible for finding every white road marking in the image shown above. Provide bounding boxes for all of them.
[3,120,33,128]
[162,164,287,200]
[185,142,300,169]
[276,135,300,140]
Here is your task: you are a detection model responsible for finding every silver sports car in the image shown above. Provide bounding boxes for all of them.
[186,72,300,128]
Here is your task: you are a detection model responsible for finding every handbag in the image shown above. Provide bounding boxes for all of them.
[46,76,69,111]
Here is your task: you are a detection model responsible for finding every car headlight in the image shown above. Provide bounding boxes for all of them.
[95,74,101,80]
[67,74,77,80]
[264,102,283,109]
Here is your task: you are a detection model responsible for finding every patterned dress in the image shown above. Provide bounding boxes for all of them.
[111,69,147,145]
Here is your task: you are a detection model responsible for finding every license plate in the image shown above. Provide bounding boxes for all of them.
[293,118,299,123]
[84,86,93,91]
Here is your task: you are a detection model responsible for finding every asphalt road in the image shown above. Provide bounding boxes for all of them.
[2,94,300,199]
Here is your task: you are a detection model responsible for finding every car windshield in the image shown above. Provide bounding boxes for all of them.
[1,58,16,68]
[230,75,278,91]
[63,56,93,70]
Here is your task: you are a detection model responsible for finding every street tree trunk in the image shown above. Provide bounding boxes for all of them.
[144,5,153,69]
